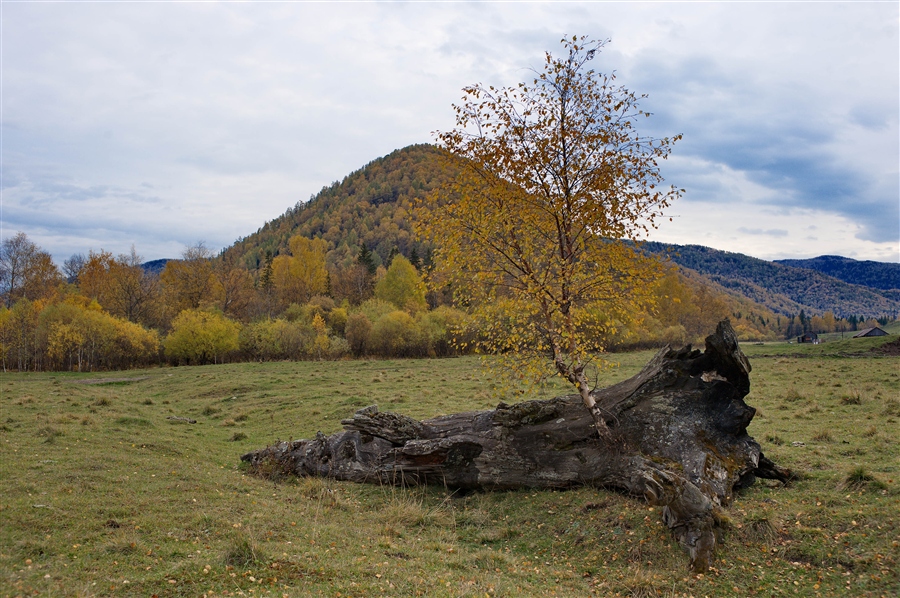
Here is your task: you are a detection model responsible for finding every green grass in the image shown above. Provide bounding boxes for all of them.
[1,346,897,597]
[740,334,894,357]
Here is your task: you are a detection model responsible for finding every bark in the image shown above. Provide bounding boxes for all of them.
[242,320,793,572]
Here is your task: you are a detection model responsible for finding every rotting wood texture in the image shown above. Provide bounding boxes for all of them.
[242,320,793,572]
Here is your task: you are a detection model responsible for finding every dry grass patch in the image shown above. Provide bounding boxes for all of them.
[811,429,834,442]
[223,533,266,568]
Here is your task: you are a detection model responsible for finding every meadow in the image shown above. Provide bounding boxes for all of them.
[1,336,897,597]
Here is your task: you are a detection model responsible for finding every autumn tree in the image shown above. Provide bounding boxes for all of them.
[62,253,87,283]
[0,299,40,371]
[77,248,161,327]
[106,246,160,325]
[161,243,219,315]
[330,263,374,306]
[271,236,329,307]
[37,299,159,371]
[345,312,372,357]
[0,232,62,307]
[257,250,276,318]
[374,254,427,313]
[422,36,681,440]
[357,244,377,277]
[212,250,255,320]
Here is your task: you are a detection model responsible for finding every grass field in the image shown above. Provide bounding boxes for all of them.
[1,337,897,597]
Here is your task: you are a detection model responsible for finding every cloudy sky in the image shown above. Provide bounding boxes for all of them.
[3,2,898,265]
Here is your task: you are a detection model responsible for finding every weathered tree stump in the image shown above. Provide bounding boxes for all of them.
[242,320,793,572]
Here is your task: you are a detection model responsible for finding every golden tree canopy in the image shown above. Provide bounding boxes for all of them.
[272,236,328,306]
[374,254,428,313]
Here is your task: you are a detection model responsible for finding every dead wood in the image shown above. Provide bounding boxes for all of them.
[242,320,792,572]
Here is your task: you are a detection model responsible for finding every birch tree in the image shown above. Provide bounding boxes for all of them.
[422,36,682,440]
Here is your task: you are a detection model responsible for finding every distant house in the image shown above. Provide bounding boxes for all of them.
[852,327,888,338]
[798,332,819,344]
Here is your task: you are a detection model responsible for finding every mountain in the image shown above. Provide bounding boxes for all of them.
[141,259,170,275]
[642,243,899,319]
[774,255,900,293]
[223,144,898,320]
[223,144,458,271]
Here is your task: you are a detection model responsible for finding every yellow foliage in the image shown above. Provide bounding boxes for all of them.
[164,309,240,365]
[29,299,159,371]
[374,255,427,313]
[272,236,328,306]
[420,36,679,397]
[161,244,220,315]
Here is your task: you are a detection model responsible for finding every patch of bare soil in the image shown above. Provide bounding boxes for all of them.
[869,338,900,356]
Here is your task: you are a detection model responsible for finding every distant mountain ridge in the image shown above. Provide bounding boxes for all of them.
[141,259,170,274]
[774,255,900,292]
[643,242,899,318]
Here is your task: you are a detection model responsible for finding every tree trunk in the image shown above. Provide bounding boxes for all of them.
[242,320,793,572]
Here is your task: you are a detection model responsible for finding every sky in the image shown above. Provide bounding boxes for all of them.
[2,2,898,265]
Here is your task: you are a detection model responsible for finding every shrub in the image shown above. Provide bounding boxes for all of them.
[0,299,39,372]
[240,319,278,360]
[281,303,306,323]
[164,309,240,365]
[239,318,314,361]
[371,311,426,357]
[418,306,470,357]
[280,319,315,359]
[357,299,395,324]
[33,300,159,372]
[811,429,834,442]
[784,387,804,402]
[327,335,350,359]
[345,313,372,357]
[328,307,348,336]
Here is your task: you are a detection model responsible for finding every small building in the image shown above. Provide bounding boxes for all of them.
[798,332,819,344]
[852,327,888,338]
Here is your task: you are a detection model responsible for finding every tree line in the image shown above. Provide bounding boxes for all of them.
[782,309,886,338]
[3,228,869,373]
[0,231,474,371]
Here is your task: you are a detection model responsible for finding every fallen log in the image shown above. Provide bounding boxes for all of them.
[242,320,793,572]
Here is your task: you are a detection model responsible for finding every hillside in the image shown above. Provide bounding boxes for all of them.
[643,242,899,319]
[775,255,900,294]
[222,144,898,321]
[223,144,459,271]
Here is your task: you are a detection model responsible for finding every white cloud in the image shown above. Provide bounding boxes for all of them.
[650,202,899,263]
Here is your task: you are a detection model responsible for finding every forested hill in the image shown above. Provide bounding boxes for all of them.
[642,242,899,318]
[222,144,459,270]
[775,256,900,293]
